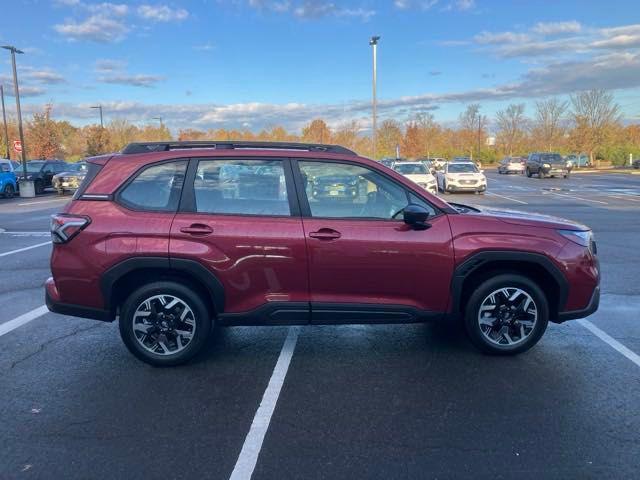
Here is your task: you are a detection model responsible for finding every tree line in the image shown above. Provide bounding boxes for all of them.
[1,89,638,165]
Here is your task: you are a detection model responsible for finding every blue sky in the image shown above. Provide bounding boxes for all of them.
[1,0,640,133]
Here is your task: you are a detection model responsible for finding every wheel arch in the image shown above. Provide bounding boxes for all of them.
[101,257,224,320]
[450,251,568,321]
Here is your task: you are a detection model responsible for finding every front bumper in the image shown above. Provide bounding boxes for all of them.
[556,285,600,322]
[446,184,486,192]
[45,277,112,322]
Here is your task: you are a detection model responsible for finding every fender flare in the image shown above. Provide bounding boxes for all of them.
[450,250,568,315]
[100,257,225,317]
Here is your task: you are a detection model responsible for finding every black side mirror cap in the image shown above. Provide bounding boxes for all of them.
[403,203,431,230]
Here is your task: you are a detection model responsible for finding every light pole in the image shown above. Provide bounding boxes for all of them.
[152,116,163,128]
[1,85,9,160]
[91,105,103,127]
[2,45,31,196]
[369,35,380,160]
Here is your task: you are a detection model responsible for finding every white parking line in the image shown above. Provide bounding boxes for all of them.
[17,198,68,206]
[578,319,640,368]
[0,241,52,257]
[0,305,49,338]
[230,327,300,480]
[546,191,608,205]
[608,195,640,203]
[485,192,528,204]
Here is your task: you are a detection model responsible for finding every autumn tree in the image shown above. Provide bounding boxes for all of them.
[402,121,422,158]
[533,98,568,152]
[302,119,331,144]
[332,121,361,152]
[495,103,527,155]
[376,119,403,159]
[26,106,62,159]
[84,125,110,156]
[459,104,487,159]
[415,112,439,158]
[570,89,621,165]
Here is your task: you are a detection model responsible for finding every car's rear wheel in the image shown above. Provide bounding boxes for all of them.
[3,184,15,198]
[464,274,549,355]
[526,168,532,178]
[119,281,212,366]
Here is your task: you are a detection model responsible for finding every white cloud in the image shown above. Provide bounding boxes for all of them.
[98,74,164,87]
[54,14,129,42]
[137,5,189,22]
[474,31,530,45]
[532,21,581,35]
[94,59,127,73]
[87,2,128,16]
[25,70,66,84]
[248,0,375,21]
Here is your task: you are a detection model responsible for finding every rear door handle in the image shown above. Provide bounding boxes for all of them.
[309,229,341,240]
[180,224,213,236]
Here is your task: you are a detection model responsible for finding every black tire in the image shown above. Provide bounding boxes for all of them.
[34,180,44,195]
[526,168,532,178]
[3,184,15,198]
[563,174,570,179]
[463,274,549,355]
[119,281,212,366]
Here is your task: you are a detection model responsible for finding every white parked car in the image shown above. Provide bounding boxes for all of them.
[437,162,487,194]
[393,162,437,195]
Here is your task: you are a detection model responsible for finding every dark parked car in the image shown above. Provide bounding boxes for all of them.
[633,159,640,169]
[17,160,69,194]
[46,141,600,366]
[525,153,570,179]
[53,162,88,195]
[311,174,359,200]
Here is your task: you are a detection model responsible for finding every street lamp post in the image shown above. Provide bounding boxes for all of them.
[2,45,33,197]
[1,85,9,160]
[369,36,380,160]
[91,105,103,128]
[152,116,163,128]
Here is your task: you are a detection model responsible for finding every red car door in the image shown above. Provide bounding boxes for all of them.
[170,157,309,322]
[296,159,454,323]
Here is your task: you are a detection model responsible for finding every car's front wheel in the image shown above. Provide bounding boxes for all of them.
[464,274,549,355]
[119,281,212,366]
[526,168,532,178]
[3,184,15,198]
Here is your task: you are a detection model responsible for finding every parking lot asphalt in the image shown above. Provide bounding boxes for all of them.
[1,172,639,479]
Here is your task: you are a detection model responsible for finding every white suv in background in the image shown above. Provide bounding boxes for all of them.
[393,162,437,194]
[437,161,487,194]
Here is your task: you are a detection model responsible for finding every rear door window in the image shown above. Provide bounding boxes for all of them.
[118,160,187,212]
[193,159,290,216]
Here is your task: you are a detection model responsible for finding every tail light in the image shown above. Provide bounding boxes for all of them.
[50,214,91,244]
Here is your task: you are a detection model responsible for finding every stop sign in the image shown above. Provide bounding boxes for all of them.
[13,140,22,153]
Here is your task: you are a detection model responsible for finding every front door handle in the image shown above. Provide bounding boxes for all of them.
[180,224,213,236]
[309,228,341,240]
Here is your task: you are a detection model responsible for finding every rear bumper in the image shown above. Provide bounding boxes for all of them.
[45,277,112,322]
[555,285,600,322]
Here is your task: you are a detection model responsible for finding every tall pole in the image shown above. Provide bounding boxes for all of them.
[2,46,27,179]
[370,36,380,160]
[1,85,9,160]
[91,105,103,127]
[152,116,163,128]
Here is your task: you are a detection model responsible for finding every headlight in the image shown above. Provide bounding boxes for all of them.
[446,175,456,182]
[543,163,551,169]
[558,229,594,250]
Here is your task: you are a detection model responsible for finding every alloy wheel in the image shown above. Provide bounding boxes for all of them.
[477,287,537,347]
[132,294,196,356]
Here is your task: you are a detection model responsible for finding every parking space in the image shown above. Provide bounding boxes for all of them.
[1,171,639,479]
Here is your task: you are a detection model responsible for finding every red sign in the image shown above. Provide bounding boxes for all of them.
[13,140,22,153]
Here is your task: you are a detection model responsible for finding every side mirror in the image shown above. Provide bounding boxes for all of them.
[403,203,431,230]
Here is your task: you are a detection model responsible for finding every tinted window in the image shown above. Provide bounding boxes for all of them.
[194,159,290,216]
[448,163,478,173]
[300,161,410,220]
[1,162,11,173]
[119,161,187,211]
[540,154,563,163]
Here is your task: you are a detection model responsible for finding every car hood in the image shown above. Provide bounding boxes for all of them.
[448,202,589,231]
[404,173,435,183]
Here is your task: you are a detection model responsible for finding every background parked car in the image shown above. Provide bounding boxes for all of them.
[428,157,447,171]
[498,156,525,174]
[379,158,396,169]
[633,159,640,169]
[393,161,437,194]
[17,160,69,194]
[565,153,591,168]
[525,153,570,179]
[437,161,487,194]
[0,159,17,198]
[52,162,88,195]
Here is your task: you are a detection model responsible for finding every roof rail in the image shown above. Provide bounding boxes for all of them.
[121,141,356,156]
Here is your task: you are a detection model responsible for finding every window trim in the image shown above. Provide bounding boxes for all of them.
[114,158,189,213]
[291,158,442,221]
[178,157,300,218]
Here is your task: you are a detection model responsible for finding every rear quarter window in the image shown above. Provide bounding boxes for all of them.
[118,161,187,212]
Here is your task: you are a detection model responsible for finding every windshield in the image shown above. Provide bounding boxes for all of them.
[394,163,427,175]
[67,163,88,172]
[25,162,45,173]
[540,154,563,164]
[448,163,478,173]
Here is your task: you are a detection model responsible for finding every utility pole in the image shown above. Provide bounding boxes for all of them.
[91,105,104,127]
[370,36,380,160]
[1,85,9,160]
[152,116,163,128]
[477,113,482,160]
[2,45,28,189]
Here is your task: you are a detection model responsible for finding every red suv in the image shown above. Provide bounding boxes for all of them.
[46,141,600,366]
